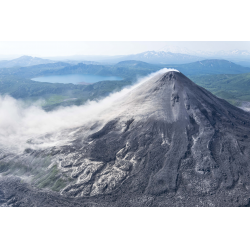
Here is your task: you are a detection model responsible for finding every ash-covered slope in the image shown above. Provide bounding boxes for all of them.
[1,71,250,206]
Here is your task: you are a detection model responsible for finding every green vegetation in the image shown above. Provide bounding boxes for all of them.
[0,159,73,192]
[36,165,59,189]
[51,178,67,192]
[189,73,250,104]
[0,155,51,176]
[0,73,133,110]
[33,164,68,191]
[44,95,69,105]
[0,162,9,173]
[0,161,30,176]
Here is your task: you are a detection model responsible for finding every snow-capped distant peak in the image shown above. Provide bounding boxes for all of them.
[156,47,250,58]
[158,45,194,55]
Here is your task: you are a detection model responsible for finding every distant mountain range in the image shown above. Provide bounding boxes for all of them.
[3,50,250,68]
[110,51,250,67]
[45,55,123,63]
[167,59,250,75]
[1,55,250,78]
[0,56,102,69]
[0,55,57,68]
[24,59,250,79]
[203,49,250,57]
[62,60,102,65]
[113,59,250,75]
[101,51,204,64]
[1,58,248,81]
[159,46,250,66]
[160,45,250,57]
[44,49,250,65]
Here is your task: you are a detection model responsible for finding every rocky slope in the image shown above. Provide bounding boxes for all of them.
[1,71,250,206]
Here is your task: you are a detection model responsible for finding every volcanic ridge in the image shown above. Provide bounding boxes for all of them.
[1,71,250,206]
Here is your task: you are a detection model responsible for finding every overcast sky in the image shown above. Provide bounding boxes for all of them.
[1,42,250,58]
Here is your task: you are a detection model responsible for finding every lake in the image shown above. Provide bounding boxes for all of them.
[32,74,123,84]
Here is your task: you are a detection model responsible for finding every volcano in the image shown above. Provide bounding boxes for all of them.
[1,70,250,207]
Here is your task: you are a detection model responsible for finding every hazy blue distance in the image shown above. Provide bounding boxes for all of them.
[32,74,123,84]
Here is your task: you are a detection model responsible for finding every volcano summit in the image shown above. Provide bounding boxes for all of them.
[1,70,250,206]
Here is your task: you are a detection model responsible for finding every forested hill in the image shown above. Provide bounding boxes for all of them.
[29,59,250,77]
[0,59,249,80]
[0,55,56,68]
[165,59,250,75]
[33,61,160,80]
[0,62,71,78]
[190,72,250,105]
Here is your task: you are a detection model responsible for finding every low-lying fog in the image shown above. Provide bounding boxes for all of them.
[0,69,177,154]
[32,74,123,85]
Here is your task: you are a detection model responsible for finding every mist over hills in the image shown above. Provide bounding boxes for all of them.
[30,59,250,78]
[101,51,204,64]
[1,70,250,206]
[44,55,124,63]
[0,55,105,69]
[170,59,250,75]
[5,51,202,65]
[203,49,250,58]
[0,56,56,68]
[4,58,246,78]
[160,46,250,59]
[3,49,250,69]
[43,49,250,66]
[115,60,152,67]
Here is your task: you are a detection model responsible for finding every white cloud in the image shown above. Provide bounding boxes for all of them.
[0,68,177,154]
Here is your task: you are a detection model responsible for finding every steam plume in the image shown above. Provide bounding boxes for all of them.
[0,68,178,154]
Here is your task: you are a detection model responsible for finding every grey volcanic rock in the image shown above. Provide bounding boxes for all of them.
[1,71,250,206]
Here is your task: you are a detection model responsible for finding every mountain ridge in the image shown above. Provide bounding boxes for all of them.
[103,51,204,64]
[159,46,250,58]
[0,55,56,68]
[169,59,250,75]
